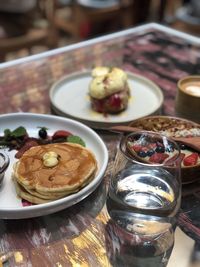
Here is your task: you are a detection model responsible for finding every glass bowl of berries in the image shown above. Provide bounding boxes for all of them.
[129,115,200,184]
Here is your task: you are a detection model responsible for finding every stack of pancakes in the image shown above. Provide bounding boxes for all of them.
[13,142,97,204]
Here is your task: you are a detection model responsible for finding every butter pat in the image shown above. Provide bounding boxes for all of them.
[14,251,23,263]
[43,151,59,167]
[43,151,58,160]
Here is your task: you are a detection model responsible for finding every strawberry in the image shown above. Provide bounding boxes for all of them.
[148,143,157,150]
[52,130,72,140]
[131,144,143,152]
[183,153,199,166]
[141,146,150,152]
[149,152,169,164]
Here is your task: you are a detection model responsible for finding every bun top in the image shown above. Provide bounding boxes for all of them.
[89,67,128,99]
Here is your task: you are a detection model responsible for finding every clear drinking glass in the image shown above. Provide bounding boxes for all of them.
[106,131,182,267]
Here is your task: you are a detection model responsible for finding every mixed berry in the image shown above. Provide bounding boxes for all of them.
[128,139,200,167]
[0,126,86,159]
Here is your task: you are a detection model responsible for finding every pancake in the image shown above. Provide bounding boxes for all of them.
[13,177,50,204]
[20,181,72,200]
[13,171,96,204]
[13,142,97,197]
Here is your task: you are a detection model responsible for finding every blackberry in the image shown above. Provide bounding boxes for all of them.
[38,128,48,139]
[179,143,187,150]
[155,146,165,153]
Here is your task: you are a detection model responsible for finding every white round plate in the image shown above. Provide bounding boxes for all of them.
[77,0,119,9]
[50,71,163,128]
[0,113,108,219]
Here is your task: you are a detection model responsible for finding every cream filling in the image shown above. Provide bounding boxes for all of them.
[89,67,128,99]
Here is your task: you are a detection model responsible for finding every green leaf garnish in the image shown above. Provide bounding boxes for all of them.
[11,126,27,138]
[3,126,26,140]
[4,129,11,138]
[67,135,86,147]
[0,126,27,149]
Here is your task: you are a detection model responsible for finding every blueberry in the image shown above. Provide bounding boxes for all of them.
[155,146,165,153]
[165,144,174,153]
[38,128,47,139]
[137,151,147,158]
[146,149,155,156]
[179,143,187,150]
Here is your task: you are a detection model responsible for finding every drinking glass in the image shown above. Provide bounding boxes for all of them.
[106,131,182,267]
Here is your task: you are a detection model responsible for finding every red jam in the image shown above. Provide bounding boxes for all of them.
[109,93,122,108]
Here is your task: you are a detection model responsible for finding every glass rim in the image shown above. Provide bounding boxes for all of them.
[0,152,10,173]
[119,130,181,167]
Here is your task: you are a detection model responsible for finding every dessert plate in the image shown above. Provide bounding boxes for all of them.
[50,71,164,128]
[0,113,108,219]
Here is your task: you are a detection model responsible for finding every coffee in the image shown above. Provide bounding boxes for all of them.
[175,76,200,123]
[181,81,200,97]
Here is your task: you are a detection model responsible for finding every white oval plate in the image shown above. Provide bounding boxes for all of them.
[50,71,164,128]
[0,113,108,219]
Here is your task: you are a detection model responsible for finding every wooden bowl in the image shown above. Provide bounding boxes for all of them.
[129,115,200,184]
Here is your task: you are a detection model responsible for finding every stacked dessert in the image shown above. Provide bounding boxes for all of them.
[89,67,130,114]
[13,142,97,204]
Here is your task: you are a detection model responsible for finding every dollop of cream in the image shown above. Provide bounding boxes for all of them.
[89,67,128,99]
[91,66,110,77]
[43,151,59,167]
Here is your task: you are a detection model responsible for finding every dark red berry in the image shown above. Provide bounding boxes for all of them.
[52,130,72,140]
[132,144,143,152]
[183,153,198,166]
[149,153,169,164]
[109,94,121,108]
